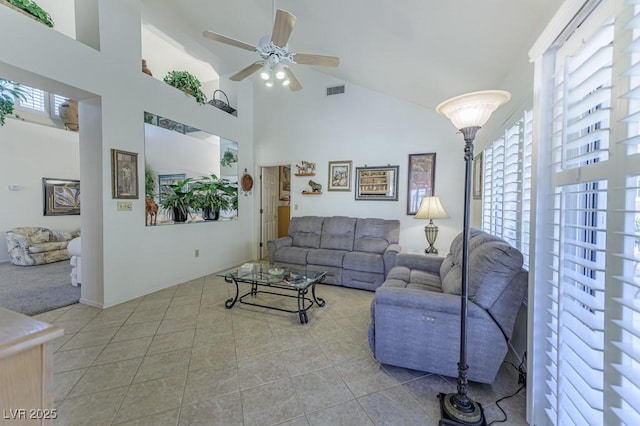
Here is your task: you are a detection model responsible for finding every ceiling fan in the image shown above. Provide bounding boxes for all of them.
[202,8,340,91]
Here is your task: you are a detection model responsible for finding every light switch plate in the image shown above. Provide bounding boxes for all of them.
[117,201,133,211]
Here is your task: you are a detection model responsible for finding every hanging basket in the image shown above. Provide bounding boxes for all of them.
[208,89,237,116]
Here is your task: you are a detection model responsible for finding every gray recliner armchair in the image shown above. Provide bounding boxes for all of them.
[368,228,527,384]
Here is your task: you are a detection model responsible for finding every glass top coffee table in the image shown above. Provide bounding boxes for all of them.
[217,263,326,324]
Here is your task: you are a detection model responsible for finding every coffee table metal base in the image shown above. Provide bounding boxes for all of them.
[224,277,325,324]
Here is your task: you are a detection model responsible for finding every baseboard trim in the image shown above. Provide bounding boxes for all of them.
[79,298,103,309]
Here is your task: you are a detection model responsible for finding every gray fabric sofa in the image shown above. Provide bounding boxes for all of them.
[368,228,527,384]
[267,216,401,291]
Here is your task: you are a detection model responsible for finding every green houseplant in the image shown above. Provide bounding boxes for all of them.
[192,174,237,221]
[0,78,28,126]
[160,177,195,223]
[144,166,156,197]
[162,71,207,105]
[3,0,54,27]
[220,149,238,167]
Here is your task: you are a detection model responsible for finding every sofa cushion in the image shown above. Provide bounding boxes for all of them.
[344,251,384,274]
[354,218,400,253]
[29,241,68,253]
[307,249,348,268]
[272,246,311,265]
[320,216,356,251]
[289,216,324,248]
[30,230,50,245]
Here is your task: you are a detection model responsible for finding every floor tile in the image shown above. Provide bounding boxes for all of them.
[358,385,436,425]
[290,366,355,413]
[178,392,243,426]
[112,321,160,342]
[182,366,239,405]
[113,374,186,424]
[93,337,153,365]
[307,400,373,425]
[133,348,191,383]
[146,329,194,355]
[54,345,106,373]
[240,378,305,426]
[58,326,119,351]
[51,368,86,402]
[68,358,142,398]
[334,356,399,398]
[55,386,127,426]
[115,408,179,426]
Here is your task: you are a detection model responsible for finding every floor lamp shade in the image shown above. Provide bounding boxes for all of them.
[435,90,510,426]
[414,196,449,254]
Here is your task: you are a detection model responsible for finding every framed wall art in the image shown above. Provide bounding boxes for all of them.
[43,178,80,216]
[111,149,139,199]
[473,152,483,200]
[407,153,436,215]
[327,160,352,191]
[279,165,291,200]
[355,165,399,201]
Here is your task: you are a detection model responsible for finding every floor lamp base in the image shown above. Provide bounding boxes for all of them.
[438,393,486,426]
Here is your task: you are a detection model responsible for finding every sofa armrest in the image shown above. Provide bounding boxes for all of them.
[383,243,402,275]
[267,237,292,262]
[5,233,31,250]
[395,253,443,274]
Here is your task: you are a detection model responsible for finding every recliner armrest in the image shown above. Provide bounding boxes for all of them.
[375,286,487,319]
[395,253,443,274]
[383,243,402,275]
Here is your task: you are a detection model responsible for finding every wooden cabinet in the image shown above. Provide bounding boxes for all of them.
[0,308,63,425]
[359,170,390,195]
[278,205,291,237]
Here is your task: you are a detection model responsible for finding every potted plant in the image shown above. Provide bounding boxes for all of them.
[160,177,195,223]
[192,174,237,221]
[2,0,54,27]
[0,78,28,126]
[220,149,237,167]
[144,166,156,197]
[162,71,207,105]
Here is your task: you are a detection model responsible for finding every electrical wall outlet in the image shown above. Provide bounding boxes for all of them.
[117,201,133,211]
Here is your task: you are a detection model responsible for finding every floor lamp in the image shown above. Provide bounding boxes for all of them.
[435,90,511,426]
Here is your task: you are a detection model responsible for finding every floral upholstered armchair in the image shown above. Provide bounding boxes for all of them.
[5,227,80,266]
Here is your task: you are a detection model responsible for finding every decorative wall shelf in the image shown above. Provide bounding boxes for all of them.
[301,191,322,195]
[295,173,316,177]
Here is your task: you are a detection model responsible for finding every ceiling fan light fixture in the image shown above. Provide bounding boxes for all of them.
[260,63,271,80]
[265,79,274,88]
[274,63,286,80]
[282,77,290,86]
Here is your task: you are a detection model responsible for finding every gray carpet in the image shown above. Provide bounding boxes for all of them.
[0,261,80,316]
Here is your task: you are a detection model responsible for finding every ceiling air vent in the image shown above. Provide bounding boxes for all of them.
[326,85,345,96]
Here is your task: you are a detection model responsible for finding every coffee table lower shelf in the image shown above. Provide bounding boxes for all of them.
[223,276,326,324]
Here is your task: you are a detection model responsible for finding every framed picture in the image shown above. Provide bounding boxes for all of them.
[279,166,291,200]
[328,160,352,191]
[407,153,436,215]
[42,178,80,216]
[473,152,483,200]
[355,165,399,201]
[158,173,186,206]
[111,149,138,199]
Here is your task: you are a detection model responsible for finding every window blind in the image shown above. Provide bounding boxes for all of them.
[538,7,613,426]
[609,1,640,423]
[17,86,46,112]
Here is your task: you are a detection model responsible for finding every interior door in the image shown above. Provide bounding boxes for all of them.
[261,166,279,259]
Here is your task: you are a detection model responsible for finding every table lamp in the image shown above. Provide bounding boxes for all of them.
[414,196,449,254]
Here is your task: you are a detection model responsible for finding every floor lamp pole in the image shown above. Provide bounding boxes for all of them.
[438,125,486,426]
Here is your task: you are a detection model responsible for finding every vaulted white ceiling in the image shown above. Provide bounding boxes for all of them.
[141,0,560,109]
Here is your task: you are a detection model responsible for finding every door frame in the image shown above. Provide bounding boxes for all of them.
[258,162,291,259]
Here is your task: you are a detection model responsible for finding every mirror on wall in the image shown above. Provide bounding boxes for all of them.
[143,112,238,225]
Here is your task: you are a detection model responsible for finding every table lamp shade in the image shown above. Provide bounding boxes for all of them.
[414,196,449,220]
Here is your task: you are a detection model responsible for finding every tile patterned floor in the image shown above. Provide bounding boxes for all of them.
[35,273,528,426]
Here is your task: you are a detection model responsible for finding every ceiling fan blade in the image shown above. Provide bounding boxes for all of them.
[229,63,263,81]
[271,9,297,47]
[202,30,256,52]
[285,68,302,92]
[293,53,340,67]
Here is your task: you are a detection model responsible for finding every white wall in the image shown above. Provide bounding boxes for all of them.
[0,119,80,263]
[144,123,221,182]
[0,0,254,308]
[253,66,467,253]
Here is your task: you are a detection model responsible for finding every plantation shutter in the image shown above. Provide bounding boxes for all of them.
[521,110,533,269]
[610,0,640,422]
[17,85,46,112]
[536,6,613,425]
[482,147,493,233]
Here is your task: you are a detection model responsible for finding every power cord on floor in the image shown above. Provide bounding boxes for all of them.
[487,352,527,425]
